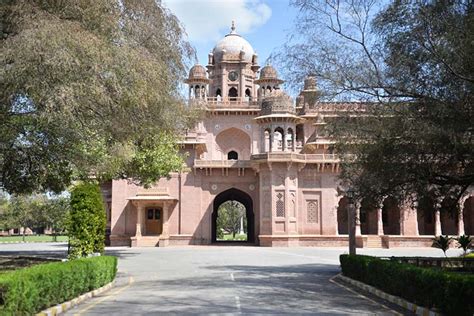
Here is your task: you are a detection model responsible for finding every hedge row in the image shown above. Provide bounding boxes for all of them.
[0,256,117,314]
[340,255,474,316]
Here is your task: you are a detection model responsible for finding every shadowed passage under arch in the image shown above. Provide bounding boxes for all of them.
[212,188,255,243]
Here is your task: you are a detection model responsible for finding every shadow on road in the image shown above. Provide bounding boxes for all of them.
[85,263,402,315]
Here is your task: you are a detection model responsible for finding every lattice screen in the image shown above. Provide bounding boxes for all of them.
[276,192,285,217]
[307,200,318,223]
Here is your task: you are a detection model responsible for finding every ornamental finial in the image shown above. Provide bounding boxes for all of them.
[231,20,236,33]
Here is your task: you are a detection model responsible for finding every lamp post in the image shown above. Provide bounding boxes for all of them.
[346,188,356,255]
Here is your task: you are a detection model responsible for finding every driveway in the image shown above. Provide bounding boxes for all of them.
[0,243,461,315]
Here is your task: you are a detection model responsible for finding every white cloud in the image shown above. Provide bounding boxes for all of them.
[163,0,272,43]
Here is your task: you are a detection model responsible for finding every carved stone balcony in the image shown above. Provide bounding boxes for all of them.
[251,152,339,163]
[193,159,253,169]
[189,97,260,110]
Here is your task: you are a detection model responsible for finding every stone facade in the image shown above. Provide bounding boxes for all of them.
[104,24,474,247]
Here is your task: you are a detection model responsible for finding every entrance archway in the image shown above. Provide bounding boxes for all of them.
[212,188,254,243]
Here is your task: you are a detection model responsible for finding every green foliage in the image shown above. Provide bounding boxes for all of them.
[280,1,473,205]
[0,0,196,195]
[5,194,44,240]
[340,255,474,316]
[216,201,246,240]
[432,235,454,257]
[0,256,117,314]
[68,183,106,259]
[457,235,473,256]
[0,193,69,237]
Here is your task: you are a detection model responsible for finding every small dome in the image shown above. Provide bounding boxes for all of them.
[188,64,207,80]
[212,22,255,63]
[261,90,295,115]
[259,65,279,80]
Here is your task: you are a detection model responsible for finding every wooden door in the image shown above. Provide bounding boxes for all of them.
[145,207,162,235]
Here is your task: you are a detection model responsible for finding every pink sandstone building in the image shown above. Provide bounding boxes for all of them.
[103,24,474,248]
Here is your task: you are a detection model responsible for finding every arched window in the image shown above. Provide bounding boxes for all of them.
[245,88,251,98]
[287,128,294,151]
[229,87,238,100]
[228,151,238,160]
[216,88,222,97]
[274,127,284,151]
[264,128,271,152]
[296,124,304,147]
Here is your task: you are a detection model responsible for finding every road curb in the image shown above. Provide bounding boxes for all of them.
[36,281,115,316]
[335,274,441,316]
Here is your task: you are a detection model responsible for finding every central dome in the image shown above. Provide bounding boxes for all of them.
[212,22,255,63]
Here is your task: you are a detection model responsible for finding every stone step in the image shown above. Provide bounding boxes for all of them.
[137,236,160,247]
[366,236,383,248]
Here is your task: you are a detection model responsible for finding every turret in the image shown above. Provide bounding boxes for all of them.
[185,64,210,100]
[255,64,284,100]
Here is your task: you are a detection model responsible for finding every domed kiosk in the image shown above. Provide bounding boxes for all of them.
[206,22,260,102]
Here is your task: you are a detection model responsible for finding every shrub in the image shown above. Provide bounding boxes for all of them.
[432,235,453,257]
[457,235,472,256]
[68,182,106,259]
[340,254,474,316]
[0,256,117,314]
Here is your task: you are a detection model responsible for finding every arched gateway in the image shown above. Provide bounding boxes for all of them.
[212,188,255,243]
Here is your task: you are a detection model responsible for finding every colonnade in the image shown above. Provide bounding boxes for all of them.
[262,126,296,152]
[337,195,474,236]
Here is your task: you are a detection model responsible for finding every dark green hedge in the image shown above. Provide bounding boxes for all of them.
[340,254,474,316]
[0,256,117,314]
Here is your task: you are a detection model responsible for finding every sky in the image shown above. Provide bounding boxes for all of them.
[162,0,298,70]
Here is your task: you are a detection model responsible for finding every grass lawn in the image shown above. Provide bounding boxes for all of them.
[0,235,68,243]
[218,233,248,241]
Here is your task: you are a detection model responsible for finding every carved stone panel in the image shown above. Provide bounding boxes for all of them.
[262,189,271,218]
[290,191,296,218]
[275,190,285,217]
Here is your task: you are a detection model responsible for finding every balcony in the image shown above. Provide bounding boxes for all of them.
[189,97,260,110]
[251,152,339,163]
[193,159,253,169]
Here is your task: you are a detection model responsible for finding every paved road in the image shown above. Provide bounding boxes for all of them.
[0,244,462,315]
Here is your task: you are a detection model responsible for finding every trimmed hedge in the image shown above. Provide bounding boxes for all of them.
[340,255,474,316]
[0,256,117,314]
[69,182,106,259]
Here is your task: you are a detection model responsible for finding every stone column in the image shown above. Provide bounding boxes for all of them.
[269,130,273,153]
[400,199,419,236]
[292,131,296,151]
[282,129,286,151]
[457,200,465,236]
[222,67,227,99]
[355,202,361,236]
[376,202,384,236]
[135,204,144,237]
[434,209,442,236]
[162,202,169,237]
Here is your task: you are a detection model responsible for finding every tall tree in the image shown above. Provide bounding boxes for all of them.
[7,194,45,241]
[0,0,196,194]
[217,201,246,239]
[278,0,474,207]
[43,195,70,241]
